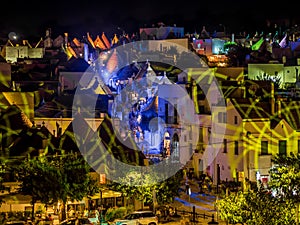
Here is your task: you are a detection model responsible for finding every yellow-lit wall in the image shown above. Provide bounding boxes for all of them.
[147,38,189,54]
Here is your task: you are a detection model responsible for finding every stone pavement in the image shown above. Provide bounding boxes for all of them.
[163,179,228,225]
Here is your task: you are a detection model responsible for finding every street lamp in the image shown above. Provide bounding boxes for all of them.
[8,32,18,41]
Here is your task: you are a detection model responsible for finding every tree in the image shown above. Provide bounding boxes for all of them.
[155,170,182,205]
[15,155,63,220]
[51,153,100,221]
[113,171,155,208]
[15,153,99,222]
[245,188,295,225]
[108,169,182,210]
[57,153,99,203]
[215,191,249,224]
[269,153,300,225]
[216,153,300,224]
[215,189,295,225]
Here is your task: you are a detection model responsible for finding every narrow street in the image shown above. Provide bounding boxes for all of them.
[163,179,228,225]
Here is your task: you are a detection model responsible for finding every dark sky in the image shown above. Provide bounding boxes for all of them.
[1,0,299,40]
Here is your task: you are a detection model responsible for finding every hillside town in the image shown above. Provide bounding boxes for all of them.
[1,21,300,224]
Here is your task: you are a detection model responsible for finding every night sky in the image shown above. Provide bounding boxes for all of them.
[0,0,299,40]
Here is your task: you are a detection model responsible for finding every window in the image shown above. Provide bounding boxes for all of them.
[208,127,211,144]
[261,141,268,155]
[218,112,226,123]
[218,112,222,123]
[278,140,287,155]
[165,103,168,123]
[172,142,179,160]
[234,116,238,124]
[223,139,227,153]
[223,112,227,123]
[234,141,238,155]
[199,159,203,172]
[174,104,178,124]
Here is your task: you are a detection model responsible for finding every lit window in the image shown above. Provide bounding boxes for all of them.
[261,141,268,155]
[218,112,227,123]
[279,140,287,155]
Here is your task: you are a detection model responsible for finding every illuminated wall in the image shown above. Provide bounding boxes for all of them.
[195,89,300,184]
[220,98,300,182]
[192,38,212,55]
[212,38,226,54]
[207,99,244,184]
[157,83,199,165]
[283,65,300,86]
[146,38,189,53]
[248,63,284,86]
[5,46,28,63]
[4,46,43,63]
[28,48,44,58]
[242,118,299,181]
[139,26,184,40]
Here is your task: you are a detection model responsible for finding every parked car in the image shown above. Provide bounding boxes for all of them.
[59,217,94,225]
[112,210,158,225]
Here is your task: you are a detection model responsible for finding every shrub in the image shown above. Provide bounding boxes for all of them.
[104,206,129,222]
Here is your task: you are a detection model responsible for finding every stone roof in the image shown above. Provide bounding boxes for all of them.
[230,98,272,119]
[0,104,33,131]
